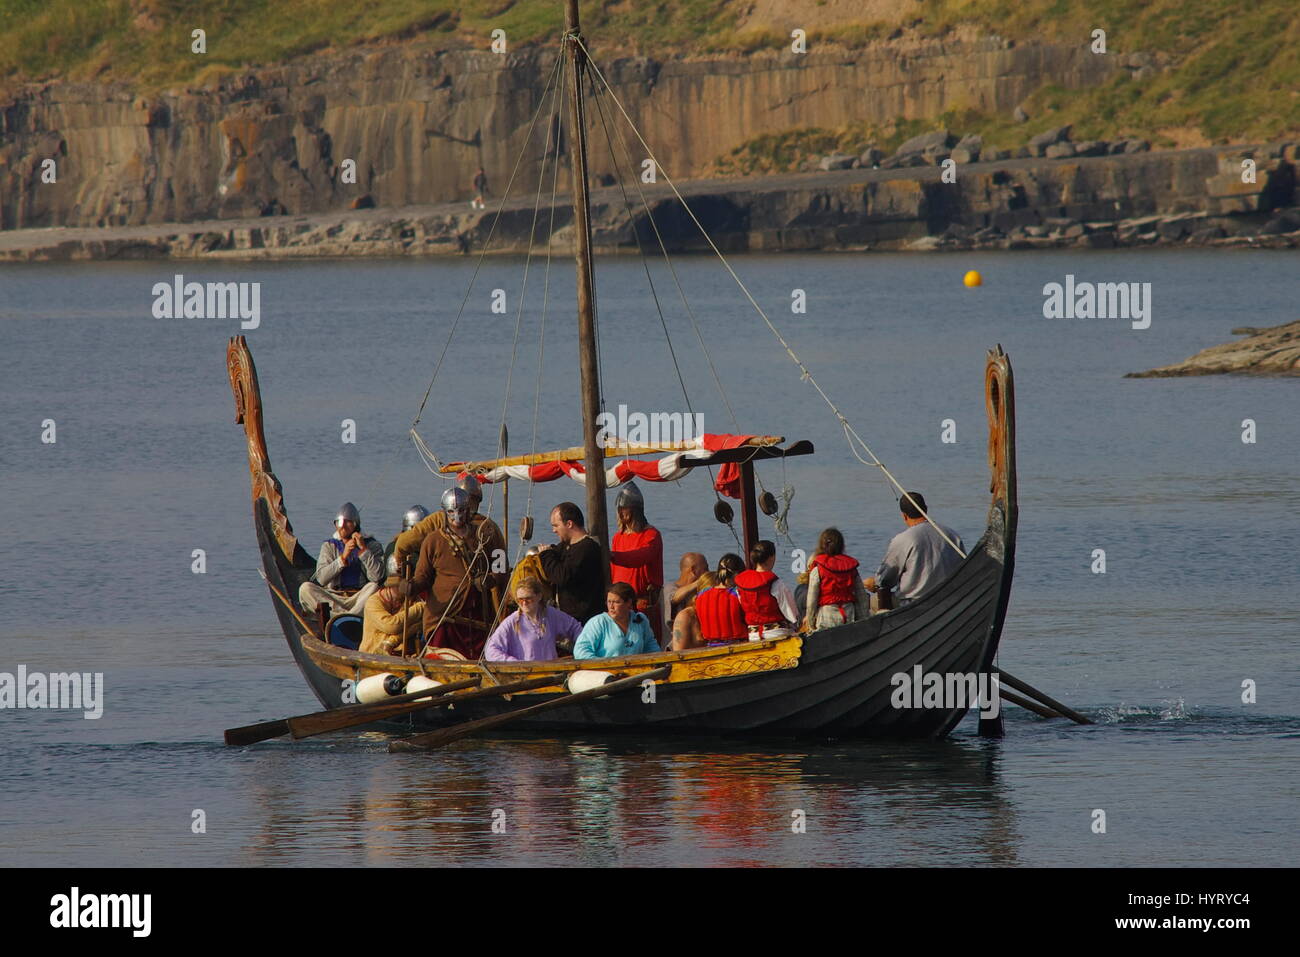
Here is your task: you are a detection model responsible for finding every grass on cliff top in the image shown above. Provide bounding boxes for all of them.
[0,0,736,89]
[0,0,1296,146]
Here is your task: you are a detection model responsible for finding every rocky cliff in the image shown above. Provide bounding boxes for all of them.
[1,36,1130,230]
[3,142,1296,262]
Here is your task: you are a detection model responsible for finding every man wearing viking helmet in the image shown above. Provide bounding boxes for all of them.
[401,486,508,659]
[608,481,666,646]
[298,502,385,618]
[392,473,504,571]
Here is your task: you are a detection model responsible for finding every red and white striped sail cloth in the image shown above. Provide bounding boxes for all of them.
[471,433,753,498]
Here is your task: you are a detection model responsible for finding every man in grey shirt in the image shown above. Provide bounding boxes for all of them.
[865,492,965,606]
[298,502,385,617]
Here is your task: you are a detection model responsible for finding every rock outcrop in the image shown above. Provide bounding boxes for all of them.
[1127,320,1300,377]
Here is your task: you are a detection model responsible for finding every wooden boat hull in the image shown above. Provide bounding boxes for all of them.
[228,337,1017,740]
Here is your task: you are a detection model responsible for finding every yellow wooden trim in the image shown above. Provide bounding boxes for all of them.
[301,633,803,690]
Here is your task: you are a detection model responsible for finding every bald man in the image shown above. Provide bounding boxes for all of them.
[669,552,709,620]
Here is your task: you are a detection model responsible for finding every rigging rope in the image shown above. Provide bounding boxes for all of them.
[576,38,966,560]
[407,46,566,467]
[588,76,742,551]
[524,48,568,539]
[584,53,778,514]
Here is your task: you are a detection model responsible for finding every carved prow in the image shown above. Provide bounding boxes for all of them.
[227,335,301,562]
[985,344,1017,527]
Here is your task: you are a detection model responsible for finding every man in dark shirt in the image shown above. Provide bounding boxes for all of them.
[537,501,605,624]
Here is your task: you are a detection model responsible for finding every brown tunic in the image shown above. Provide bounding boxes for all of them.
[409,517,508,642]
[394,511,505,568]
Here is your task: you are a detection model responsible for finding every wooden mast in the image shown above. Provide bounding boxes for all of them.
[564,0,610,573]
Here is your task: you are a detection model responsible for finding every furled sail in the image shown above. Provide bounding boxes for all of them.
[453,433,767,497]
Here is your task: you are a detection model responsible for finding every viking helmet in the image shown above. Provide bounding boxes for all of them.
[385,551,400,578]
[334,502,361,530]
[456,472,484,512]
[441,486,472,529]
[402,504,430,531]
[615,481,644,511]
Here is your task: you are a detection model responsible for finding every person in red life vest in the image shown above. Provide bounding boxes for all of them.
[734,539,801,639]
[693,553,748,645]
[608,482,665,646]
[805,527,870,631]
[669,570,717,651]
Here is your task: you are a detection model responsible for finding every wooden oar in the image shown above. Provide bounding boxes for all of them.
[288,673,560,739]
[389,665,672,752]
[998,669,1092,725]
[1000,686,1062,720]
[224,676,480,746]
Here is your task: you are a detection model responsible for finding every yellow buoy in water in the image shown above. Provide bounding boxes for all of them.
[964,270,983,288]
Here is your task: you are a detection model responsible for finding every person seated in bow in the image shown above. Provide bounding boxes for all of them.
[361,553,427,655]
[299,502,385,619]
[484,577,582,662]
[573,582,660,659]
[734,539,801,639]
[805,527,870,631]
[693,553,748,646]
[864,491,966,608]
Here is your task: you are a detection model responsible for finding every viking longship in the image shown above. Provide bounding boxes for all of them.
[225,0,1018,742]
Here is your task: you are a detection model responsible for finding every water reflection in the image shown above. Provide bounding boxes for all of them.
[236,735,1019,866]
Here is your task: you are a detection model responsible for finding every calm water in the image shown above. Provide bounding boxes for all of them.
[1,249,1297,866]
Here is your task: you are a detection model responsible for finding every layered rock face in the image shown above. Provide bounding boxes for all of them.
[1,36,1125,230]
[4,144,1295,262]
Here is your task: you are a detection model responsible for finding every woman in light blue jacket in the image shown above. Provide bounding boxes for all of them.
[574,582,660,659]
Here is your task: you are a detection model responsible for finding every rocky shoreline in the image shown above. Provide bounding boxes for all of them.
[2,142,1297,262]
[1128,320,1300,377]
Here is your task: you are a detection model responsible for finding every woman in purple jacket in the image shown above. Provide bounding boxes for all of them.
[484,577,583,661]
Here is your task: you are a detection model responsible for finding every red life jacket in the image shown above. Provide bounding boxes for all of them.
[695,587,747,642]
[734,569,785,626]
[812,553,860,606]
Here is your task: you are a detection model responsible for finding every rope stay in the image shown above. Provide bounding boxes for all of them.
[582,48,785,538]
[576,38,966,560]
[408,44,566,448]
[524,48,569,543]
[587,73,742,550]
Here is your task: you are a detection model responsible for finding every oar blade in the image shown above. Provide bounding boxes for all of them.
[224,718,290,747]
[224,676,479,747]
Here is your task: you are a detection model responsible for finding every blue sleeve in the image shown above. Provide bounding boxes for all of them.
[574,617,601,659]
[637,614,660,654]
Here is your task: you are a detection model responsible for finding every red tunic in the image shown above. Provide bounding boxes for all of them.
[610,526,665,644]
[610,527,664,596]
[695,587,747,642]
[734,569,784,626]
[812,553,860,606]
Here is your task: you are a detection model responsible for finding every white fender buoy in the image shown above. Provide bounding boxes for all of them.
[566,670,615,694]
[356,672,404,704]
[404,675,442,695]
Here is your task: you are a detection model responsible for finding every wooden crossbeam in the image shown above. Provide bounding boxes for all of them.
[442,435,787,473]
